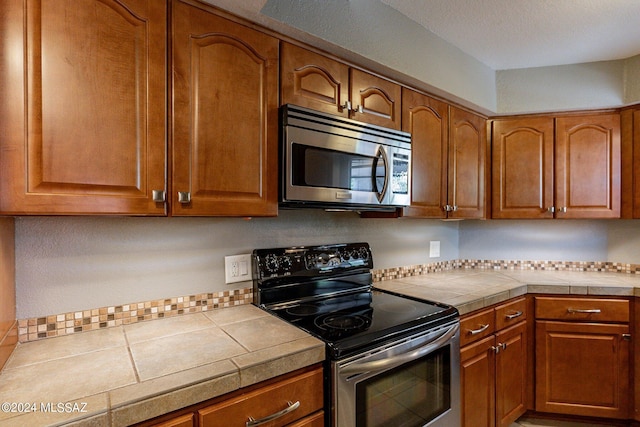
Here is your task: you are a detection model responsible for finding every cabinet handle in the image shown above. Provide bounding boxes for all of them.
[622,334,631,341]
[491,342,507,354]
[246,400,300,427]
[558,206,567,213]
[341,100,352,112]
[547,206,556,213]
[505,311,523,320]
[567,308,601,314]
[152,190,166,203]
[352,104,364,114]
[468,324,490,335]
[177,191,191,204]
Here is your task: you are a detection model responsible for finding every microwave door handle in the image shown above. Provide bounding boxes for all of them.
[373,146,390,202]
[340,323,459,375]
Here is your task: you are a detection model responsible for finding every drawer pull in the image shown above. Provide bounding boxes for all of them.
[468,324,490,335]
[505,311,523,320]
[246,400,300,427]
[567,308,601,314]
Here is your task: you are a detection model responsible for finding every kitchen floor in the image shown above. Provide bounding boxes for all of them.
[511,416,619,427]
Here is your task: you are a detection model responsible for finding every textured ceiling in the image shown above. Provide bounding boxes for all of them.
[380,0,640,70]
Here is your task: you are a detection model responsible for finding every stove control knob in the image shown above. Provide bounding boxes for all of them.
[264,254,279,272]
[280,256,292,271]
[358,247,369,260]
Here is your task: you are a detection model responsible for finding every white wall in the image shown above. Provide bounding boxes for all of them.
[15,212,459,319]
[496,61,626,114]
[625,54,640,104]
[459,220,640,264]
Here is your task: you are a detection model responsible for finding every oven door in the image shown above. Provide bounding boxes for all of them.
[332,321,460,427]
[283,125,410,209]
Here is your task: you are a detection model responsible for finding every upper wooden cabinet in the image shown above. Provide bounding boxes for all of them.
[492,113,620,219]
[402,89,487,218]
[0,0,167,215]
[280,42,401,130]
[280,42,349,117]
[171,0,278,216]
[449,106,488,219]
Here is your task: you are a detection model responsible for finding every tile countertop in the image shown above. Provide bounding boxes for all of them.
[0,305,325,427]
[374,269,640,316]
[2,270,640,427]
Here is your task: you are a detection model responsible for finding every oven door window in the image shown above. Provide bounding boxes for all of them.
[292,143,386,193]
[355,345,451,427]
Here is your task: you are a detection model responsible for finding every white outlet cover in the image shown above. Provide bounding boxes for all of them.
[224,254,253,284]
[429,241,441,258]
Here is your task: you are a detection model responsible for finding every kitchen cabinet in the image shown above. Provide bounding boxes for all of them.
[635,296,640,424]
[492,113,621,219]
[402,89,487,218]
[535,296,630,419]
[622,106,640,218]
[171,0,278,216]
[151,414,194,427]
[140,365,324,427]
[280,42,401,130]
[460,297,529,427]
[0,0,167,215]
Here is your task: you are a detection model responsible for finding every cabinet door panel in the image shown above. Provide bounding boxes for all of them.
[198,367,323,427]
[460,335,496,427]
[448,107,487,219]
[280,42,349,116]
[350,69,401,130]
[555,114,621,218]
[495,322,526,427]
[492,118,554,218]
[536,320,630,418]
[402,89,448,218]
[0,0,166,214]
[172,0,278,216]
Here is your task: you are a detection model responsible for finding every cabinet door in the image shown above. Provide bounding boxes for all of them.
[280,42,349,117]
[536,320,630,419]
[495,322,527,427]
[555,114,621,218]
[448,107,487,219]
[460,335,496,427]
[171,0,278,216]
[401,89,448,218]
[0,0,167,215]
[633,109,640,218]
[198,367,323,427]
[492,118,554,218]
[349,68,401,130]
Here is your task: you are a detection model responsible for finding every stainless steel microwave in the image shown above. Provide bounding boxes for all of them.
[280,104,411,211]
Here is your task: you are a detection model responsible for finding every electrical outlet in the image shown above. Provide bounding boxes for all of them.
[429,241,441,258]
[224,254,252,284]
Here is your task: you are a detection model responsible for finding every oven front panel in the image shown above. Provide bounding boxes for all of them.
[333,322,461,427]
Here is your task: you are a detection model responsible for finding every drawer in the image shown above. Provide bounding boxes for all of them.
[535,297,629,323]
[198,367,323,427]
[460,308,495,347]
[495,297,527,330]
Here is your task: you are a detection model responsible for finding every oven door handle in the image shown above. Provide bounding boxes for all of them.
[340,323,459,375]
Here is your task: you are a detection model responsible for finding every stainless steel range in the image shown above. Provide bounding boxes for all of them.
[253,242,461,427]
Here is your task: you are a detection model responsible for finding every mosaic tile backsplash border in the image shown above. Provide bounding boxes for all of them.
[18,259,640,342]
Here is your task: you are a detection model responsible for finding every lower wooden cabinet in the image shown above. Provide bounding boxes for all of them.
[139,365,323,427]
[460,297,528,427]
[151,414,194,427]
[535,297,630,419]
[198,366,323,427]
